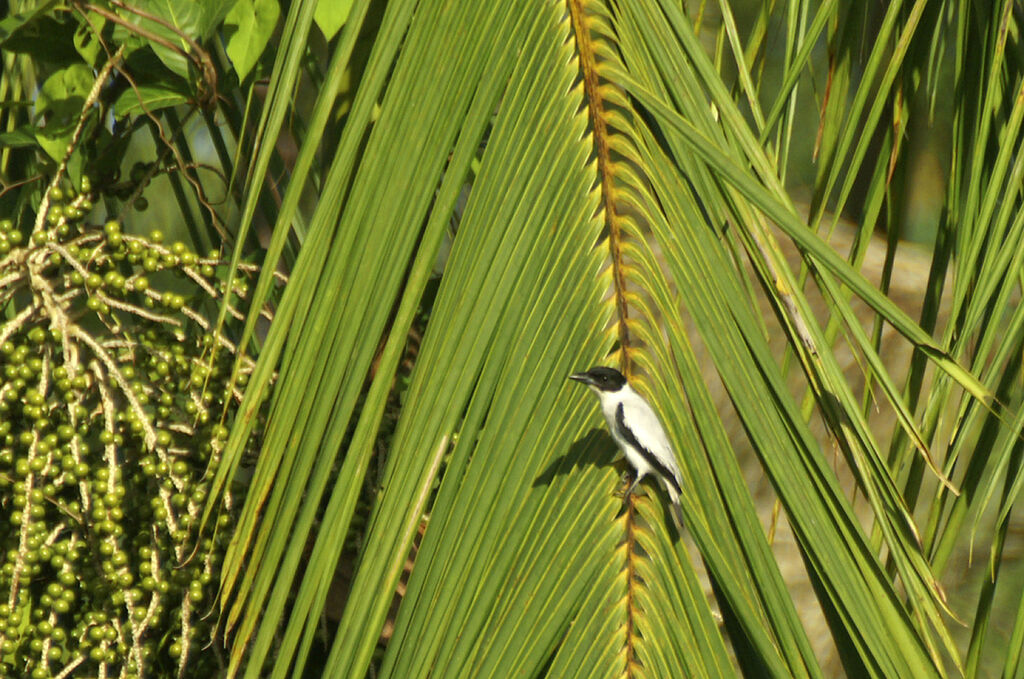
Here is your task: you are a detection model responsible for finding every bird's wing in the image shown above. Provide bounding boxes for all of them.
[616,394,684,489]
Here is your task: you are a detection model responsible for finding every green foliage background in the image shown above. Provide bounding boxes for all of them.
[3,0,1024,678]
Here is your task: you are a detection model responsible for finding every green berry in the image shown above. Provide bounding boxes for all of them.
[26,327,47,345]
[104,271,125,289]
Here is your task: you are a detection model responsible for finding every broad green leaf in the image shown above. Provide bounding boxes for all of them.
[114,82,190,117]
[0,1,59,47]
[134,0,235,40]
[73,15,106,67]
[33,63,94,165]
[121,0,235,78]
[0,127,39,148]
[224,0,280,81]
[34,63,93,123]
[0,12,77,63]
[314,0,354,41]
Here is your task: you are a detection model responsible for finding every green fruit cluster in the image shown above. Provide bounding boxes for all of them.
[0,179,259,677]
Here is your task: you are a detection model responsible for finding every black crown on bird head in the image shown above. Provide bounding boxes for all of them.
[568,366,627,392]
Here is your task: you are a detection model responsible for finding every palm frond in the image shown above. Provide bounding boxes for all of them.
[195,1,1024,677]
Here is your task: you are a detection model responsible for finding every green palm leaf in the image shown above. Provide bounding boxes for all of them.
[197,1,1019,678]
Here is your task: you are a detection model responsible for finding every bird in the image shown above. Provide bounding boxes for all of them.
[569,366,684,529]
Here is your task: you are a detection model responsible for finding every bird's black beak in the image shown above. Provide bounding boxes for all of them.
[568,371,592,386]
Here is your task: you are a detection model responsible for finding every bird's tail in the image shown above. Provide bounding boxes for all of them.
[665,483,684,532]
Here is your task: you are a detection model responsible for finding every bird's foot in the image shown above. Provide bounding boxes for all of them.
[612,471,632,498]
[613,473,643,500]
